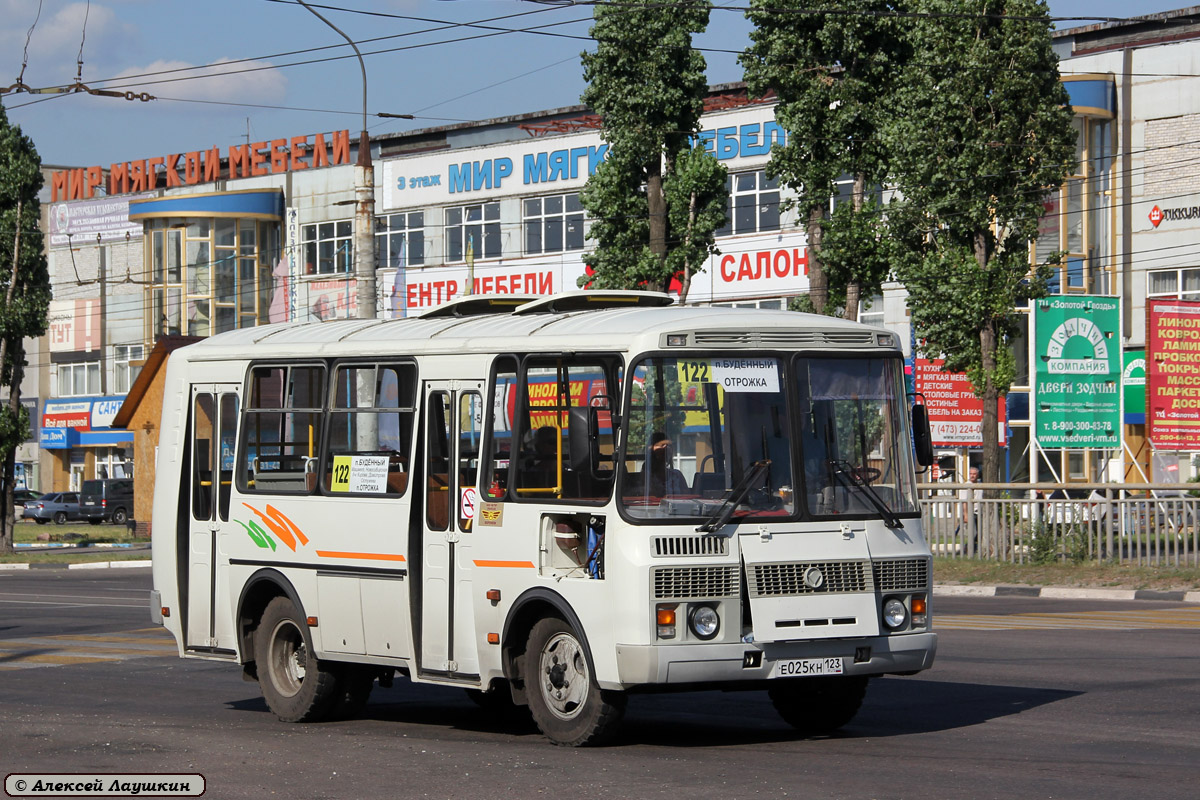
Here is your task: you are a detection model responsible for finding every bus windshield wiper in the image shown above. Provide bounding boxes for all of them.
[696,459,771,533]
[830,460,902,529]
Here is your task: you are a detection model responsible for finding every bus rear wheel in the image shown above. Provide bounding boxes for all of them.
[255,596,339,722]
[768,675,869,736]
[524,617,625,746]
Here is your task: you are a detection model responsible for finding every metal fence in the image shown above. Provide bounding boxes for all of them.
[919,483,1200,566]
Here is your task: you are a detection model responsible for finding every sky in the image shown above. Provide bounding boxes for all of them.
[0,0,1192,168]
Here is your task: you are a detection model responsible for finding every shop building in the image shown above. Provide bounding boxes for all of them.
[30,6,1200,494]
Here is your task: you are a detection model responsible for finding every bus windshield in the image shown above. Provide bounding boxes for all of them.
[795,356,919,521]
[619,354,918,524]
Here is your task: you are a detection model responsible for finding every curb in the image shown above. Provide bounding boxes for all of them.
[0,560,151,571]
[1,562,1198,602]
[935,584,1200,604]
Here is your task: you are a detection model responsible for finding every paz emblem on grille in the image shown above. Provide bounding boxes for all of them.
[803,566,826,590]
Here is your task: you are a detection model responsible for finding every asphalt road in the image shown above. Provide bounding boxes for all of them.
[1,569,1197,800]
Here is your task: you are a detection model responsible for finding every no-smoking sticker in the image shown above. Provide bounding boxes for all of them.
[460,486,478,520]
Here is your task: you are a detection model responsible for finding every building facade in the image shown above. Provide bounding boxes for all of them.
[30,7,1200,495]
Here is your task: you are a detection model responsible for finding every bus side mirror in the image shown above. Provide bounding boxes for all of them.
[911,403,934,467]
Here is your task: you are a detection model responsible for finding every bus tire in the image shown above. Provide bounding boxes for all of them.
[524,617,625,746]
[254,596,339,722]
[768,675,869,736]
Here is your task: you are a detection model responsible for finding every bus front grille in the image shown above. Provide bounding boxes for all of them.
[873,557,930,592]
[652,565,741,599]
[748,560,871,597]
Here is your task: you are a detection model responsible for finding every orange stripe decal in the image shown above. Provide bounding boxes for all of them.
[266,504,309,546]
[315,551,407,562]
[473,559,536,569]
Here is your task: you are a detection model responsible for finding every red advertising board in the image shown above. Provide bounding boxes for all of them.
[1146,298,1200,449]
[913,358,1005,446]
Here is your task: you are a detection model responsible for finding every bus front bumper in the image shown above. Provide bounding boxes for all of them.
[612,631,937,688]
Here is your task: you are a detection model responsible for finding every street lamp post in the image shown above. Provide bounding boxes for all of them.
[297,1,376,320]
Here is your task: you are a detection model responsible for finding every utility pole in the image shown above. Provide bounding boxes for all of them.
[98,234,107,395]
[297,1,376,320]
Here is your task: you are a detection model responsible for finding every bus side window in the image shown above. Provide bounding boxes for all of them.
[238,364,325,494]
[482,357,518,500]
[426,391,451,531]
[458,391,483,530]
[323,362,416,497]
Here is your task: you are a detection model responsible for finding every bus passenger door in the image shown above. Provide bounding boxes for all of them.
[186,385,241,653]
[418,382,483,680]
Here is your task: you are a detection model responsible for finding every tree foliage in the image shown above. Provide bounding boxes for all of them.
[578,0,727,297]
[742,0,908,317]
[0,103,51,553]
[887,0,1076,480]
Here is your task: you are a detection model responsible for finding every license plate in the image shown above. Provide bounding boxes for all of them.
[770,657,844,678]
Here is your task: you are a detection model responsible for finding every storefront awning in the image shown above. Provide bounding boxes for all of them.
[40,396,133,449]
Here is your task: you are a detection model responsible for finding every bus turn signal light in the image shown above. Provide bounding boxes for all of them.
[486,589,501,602]
[656,604,677,639]
[487,633,500,645]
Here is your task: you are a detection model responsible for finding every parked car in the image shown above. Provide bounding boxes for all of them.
[79,478,134,525]
[12,488,41,518]
[22,492,83,525]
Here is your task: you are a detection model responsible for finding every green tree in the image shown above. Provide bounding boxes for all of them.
[579,0,727,298]
[0,104,51,554]
[742,0,908,318]
[887,0,1075,482]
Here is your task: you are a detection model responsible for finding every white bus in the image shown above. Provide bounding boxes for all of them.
[150,291,937,746]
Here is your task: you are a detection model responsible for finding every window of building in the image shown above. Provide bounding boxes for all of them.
[57,361,100,396]
[716,171,780,237]
[148,217,278,339]
[303,221,353,276]
[238,364,326,494]
[114,344,144,394]
[1035,116,1113,295]
[375,212,425,269]
[524,193,585,255]
[858,295,884,327]
[323,362,417,497]
[1148,267,1200,300]
[446,202,501,262]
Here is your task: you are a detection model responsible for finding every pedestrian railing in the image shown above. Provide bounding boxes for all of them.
[919,483,1200,566]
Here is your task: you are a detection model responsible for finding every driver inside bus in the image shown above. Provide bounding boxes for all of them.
[646,432,689,496]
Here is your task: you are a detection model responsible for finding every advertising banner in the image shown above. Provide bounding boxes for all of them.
[913,358,1005,446]
[1123,349,1145,424]
[1146,298,1200,449]
[48,193,151,247]
[1032,295,1121,448]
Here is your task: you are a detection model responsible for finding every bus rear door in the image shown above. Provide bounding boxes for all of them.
[185,385,241,654]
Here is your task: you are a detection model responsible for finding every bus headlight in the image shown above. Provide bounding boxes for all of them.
[882,597,908,630]
[688,604,720,640]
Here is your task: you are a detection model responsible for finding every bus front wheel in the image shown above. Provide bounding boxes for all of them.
[524,617,625,746]
[254,596,339,722]
[768,675,869,736]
